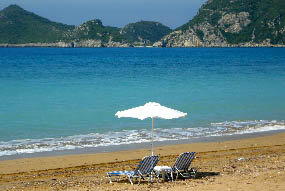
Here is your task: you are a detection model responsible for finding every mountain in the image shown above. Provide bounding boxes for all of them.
[2,2,284,47]
[154,0,285,47]
[68,19,126,42]
[0,5,74,44]
[120,21,172,45]
[64,19,129,47]
[0,5,172,47]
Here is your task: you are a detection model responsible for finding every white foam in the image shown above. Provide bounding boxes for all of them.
[0,120,285,157]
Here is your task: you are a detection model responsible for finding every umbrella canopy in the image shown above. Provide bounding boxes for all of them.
[116,102,187,120]
[115,102,187,155]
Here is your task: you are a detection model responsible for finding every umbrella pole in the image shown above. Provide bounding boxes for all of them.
[152,117,154,156]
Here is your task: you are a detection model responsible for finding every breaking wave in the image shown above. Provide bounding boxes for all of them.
[0,120,284,157]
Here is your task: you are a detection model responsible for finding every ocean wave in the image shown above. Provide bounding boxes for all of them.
[0,120,284,157]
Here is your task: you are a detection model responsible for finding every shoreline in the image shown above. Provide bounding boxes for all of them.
[1,129,284,161]
[1,131,284,174]
[1,44,285,48]
[1,132,284,190]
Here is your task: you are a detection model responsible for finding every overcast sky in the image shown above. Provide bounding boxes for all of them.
[0,0,207,29]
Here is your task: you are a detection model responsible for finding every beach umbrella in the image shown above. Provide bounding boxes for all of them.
[115,102,187,155]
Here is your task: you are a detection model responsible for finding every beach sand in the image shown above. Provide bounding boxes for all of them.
[0,133,285,190]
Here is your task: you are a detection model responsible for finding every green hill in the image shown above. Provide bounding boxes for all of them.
[2,2,283,47]
[120,21,172,45]
[156,0,285,47]
[0,5,172,46]
[68,20,172,45]
[0,5,74,44]
[67,19,125,43]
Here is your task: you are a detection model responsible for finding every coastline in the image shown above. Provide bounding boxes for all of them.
[0,132,284,190]
[1,129,284,161]
[0,43,285,48]
[1,131,284,174]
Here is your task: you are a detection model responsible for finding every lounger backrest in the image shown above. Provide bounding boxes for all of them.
[172,152,195,171]
[134,155,159,175]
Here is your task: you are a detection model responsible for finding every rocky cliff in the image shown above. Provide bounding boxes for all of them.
[2,1,284,48]
[154,0,285,47]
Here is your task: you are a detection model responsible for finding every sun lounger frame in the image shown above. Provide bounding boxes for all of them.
[106,155,159,185]
[172,152,196,180]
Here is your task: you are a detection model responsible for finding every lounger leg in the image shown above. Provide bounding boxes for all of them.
[150,171,159,183]
[168,171,173,182]
[107,174,112,183]
[191,168,197,178]
[176,172,180,181]
[138,175,143,185]
[128,175,133,185]
[155,172,160,184]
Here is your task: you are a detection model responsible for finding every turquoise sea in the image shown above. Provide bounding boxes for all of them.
[0,47,285,157]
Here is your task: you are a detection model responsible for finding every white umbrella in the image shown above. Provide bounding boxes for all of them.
[115,102,187,155]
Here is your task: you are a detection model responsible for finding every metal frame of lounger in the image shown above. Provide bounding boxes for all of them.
[106,155,159,185]
[172,152,196,180]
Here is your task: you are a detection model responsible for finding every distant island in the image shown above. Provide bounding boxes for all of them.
[0,0,284,47]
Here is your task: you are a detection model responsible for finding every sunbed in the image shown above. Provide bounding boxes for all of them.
[106,155,159,185]
[172,152,196,180]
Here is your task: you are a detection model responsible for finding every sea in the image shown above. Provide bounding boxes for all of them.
[0,47,285,159]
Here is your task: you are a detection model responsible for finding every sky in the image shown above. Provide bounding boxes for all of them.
[0,0,207,29]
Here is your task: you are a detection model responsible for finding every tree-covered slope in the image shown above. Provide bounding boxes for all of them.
[0,5,173,46]
[67,19,125,43]
[155,0,285,47]
[2,2,283,47]
[120,21,172,45]
[0,5,74,43]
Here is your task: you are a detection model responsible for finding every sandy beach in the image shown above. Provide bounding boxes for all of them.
[0,132,285,191]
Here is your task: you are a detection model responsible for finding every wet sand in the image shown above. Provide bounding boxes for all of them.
[0,133,285,190]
